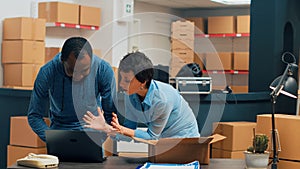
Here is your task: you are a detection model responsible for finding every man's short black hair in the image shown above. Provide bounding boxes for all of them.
[61,37,93,61]
[119,51,154,88]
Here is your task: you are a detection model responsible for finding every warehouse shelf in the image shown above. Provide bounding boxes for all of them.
[195,33,250,38]
[203,70,249,74]
[46,22,99,30]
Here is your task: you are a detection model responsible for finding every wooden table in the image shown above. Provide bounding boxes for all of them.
[7,156,254,169]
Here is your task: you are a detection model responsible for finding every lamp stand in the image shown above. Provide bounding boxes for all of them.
[271,95,278,169]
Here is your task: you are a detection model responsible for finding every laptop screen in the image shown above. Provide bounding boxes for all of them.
[45,130,107,162]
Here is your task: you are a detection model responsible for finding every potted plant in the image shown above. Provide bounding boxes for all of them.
[244,133,270,169]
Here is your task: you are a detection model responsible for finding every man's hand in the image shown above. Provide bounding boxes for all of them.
[83,107,116,135]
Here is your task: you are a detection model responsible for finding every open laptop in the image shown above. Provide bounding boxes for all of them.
[45,129,107,162]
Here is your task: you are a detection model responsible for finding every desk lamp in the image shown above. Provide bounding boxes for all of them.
[269,52,298,169]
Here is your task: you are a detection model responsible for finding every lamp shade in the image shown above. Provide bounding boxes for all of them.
[269,75,298,98]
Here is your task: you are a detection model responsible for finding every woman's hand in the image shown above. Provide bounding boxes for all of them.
[111,112,124,134]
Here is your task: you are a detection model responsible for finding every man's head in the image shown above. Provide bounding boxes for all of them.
[61,37,93,81]
[118,52,154,94]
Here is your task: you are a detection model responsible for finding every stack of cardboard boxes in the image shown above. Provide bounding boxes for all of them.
[256,114,300,169]
[212,121,256,159]
[38,1,101,27]
[2,17,46,88]
[189,15,250,93]
[169,20,195,77]
[7,116,50,166]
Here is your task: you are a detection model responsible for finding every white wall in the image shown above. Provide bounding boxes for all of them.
[0,0,35,86]
[133,1,182,66]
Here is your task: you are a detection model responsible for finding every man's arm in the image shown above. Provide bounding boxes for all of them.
[27,68,50,142]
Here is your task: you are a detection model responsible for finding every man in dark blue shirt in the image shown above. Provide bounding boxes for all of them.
[28,37,118,141]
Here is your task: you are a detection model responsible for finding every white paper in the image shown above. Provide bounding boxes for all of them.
[138,160,200,169]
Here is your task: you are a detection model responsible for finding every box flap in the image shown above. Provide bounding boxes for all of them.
[131,137,158,145]
[209,134,226,144]
[131,134,225,146]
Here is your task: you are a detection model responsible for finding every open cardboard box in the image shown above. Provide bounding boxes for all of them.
[132,134,225,164]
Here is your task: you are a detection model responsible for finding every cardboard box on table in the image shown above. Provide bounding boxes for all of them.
[133,134,225,164]
[7,145,47,167]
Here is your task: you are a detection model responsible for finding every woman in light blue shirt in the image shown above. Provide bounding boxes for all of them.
[84,51,199,140]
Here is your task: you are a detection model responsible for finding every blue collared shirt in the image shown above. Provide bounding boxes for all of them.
[27,53,118,141]
[123,80,200,140]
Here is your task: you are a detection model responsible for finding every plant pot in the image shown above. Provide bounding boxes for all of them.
[244,151,270,169]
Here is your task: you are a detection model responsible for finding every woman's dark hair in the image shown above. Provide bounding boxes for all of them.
[119,51,154,88]
[61,37,93,61]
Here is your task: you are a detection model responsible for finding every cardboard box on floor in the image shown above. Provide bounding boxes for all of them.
[132,134,225,165]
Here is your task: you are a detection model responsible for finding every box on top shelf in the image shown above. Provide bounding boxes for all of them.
[212,122,256,151]
[208,16,236,34]
[79,5,101,27]
[3,17,46,41]
[3,64,42,87]
[205,52,233,70]
[185,17,205,33]
[2,40,45,64]
[38,1,79,24]
[171,20,195,32]
[237,15,250,33]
